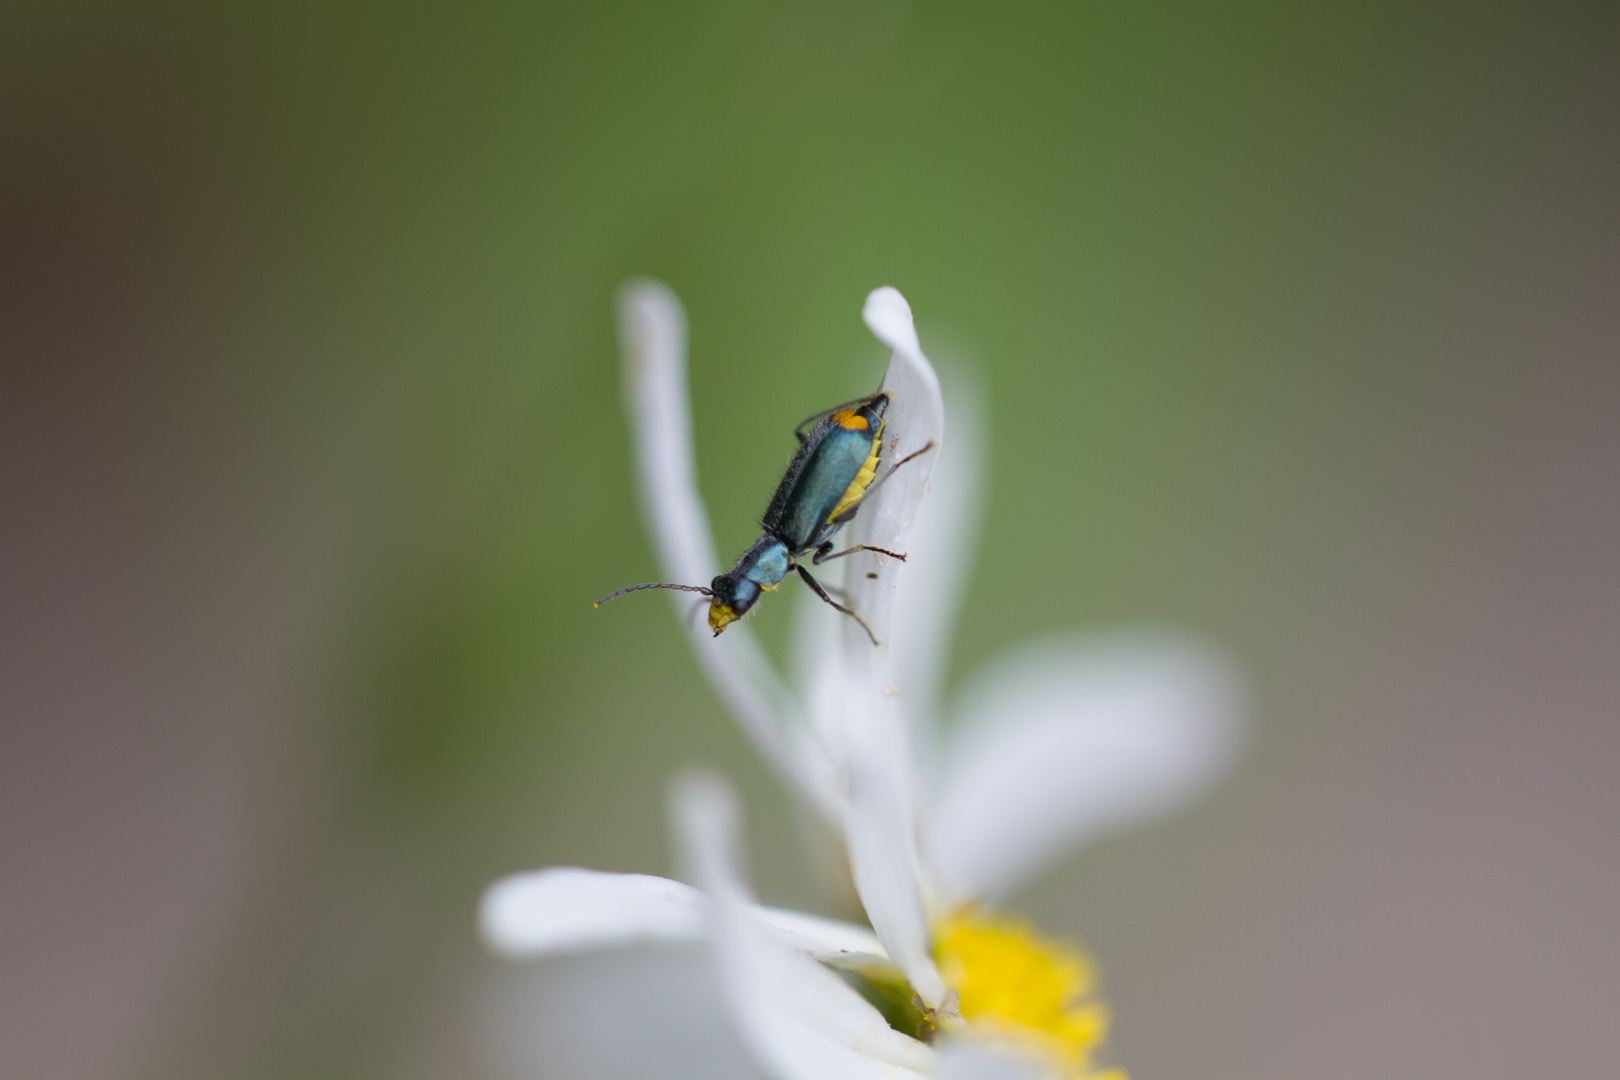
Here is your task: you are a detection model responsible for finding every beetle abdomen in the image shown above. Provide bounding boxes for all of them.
[825,425,882,525]
[763,421,878,550]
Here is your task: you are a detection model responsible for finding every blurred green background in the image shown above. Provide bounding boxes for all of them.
[3,3,1617,1079]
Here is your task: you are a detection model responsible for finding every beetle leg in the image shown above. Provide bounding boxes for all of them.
[794,564,879,646]
[812,543,908,565]
[797,570,849,597]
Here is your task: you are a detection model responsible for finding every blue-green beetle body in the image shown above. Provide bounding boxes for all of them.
[763,396,888,550]
[707,393,890,633]
[597,390,933,644]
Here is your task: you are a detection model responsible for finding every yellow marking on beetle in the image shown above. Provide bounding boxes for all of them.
[827,418,883,522]
[831,408,870,431]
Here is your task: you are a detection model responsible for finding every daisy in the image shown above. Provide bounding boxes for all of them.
[479,283,1245,1079]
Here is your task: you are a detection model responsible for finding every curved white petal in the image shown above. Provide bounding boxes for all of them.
[481,867,706,957]
[481,866,889,965]
[840,689,950,1012]
[755,906,888,964]
[674,774,937,1080]
[832,288,951,1012]
[934,1039,1063,1080]
[793,289,953,777]
[616,281,840,822]
[615,279,718,588]
[843,286,946,655]
[925,631,1249,903]
[791,575,855,783]
[862,287,923,358]
[479,945,768,1080]
[892,363,986,747]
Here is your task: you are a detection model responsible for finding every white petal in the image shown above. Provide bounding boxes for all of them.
[843,286,946,655]
[839,686,951,1012]
[479,945,768,1080]
[790,571,856,782]
[891,363,986,747]
[829,287,952,1012]
[479,867,707,957]
[754,906,888,964]
[862,287,922,358]
[926,630,1248,903]
[674,774,938,1080]
[934,1040,1064,1080]
[480,866,889,965]
[616,280,841,822]
[615,279,717,587]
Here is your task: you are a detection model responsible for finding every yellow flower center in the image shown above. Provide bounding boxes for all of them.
[934,909,1126,1080]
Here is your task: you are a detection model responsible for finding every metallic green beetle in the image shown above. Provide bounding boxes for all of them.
[596,390,934,644]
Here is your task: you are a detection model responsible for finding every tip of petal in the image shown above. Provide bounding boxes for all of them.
[615,278,687,386]
[478,874,530,954]
[617,277,684,327]
[672,770,747,897]
[479,871,586,957]
[863,286,921,357]
[478,867,711,958]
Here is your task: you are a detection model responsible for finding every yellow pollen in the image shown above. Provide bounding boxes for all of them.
[934,909,1124,1080]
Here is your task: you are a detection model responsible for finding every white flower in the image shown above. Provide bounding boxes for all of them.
[617,280,1243,980]
[479,283,1247,1080]
[481,769,1123,1080]
[486,776,935,1080]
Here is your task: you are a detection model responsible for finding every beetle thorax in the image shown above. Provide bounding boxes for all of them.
[708,536,792,635]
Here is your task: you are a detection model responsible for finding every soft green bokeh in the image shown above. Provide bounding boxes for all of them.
[4,3,1615,1079]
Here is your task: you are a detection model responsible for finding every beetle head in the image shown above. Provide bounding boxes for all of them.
[707,571,760,635]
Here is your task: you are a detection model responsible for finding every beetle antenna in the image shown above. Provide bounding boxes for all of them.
[594,582,713,608]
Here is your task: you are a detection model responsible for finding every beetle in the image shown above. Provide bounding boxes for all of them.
[596,389,934,644]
